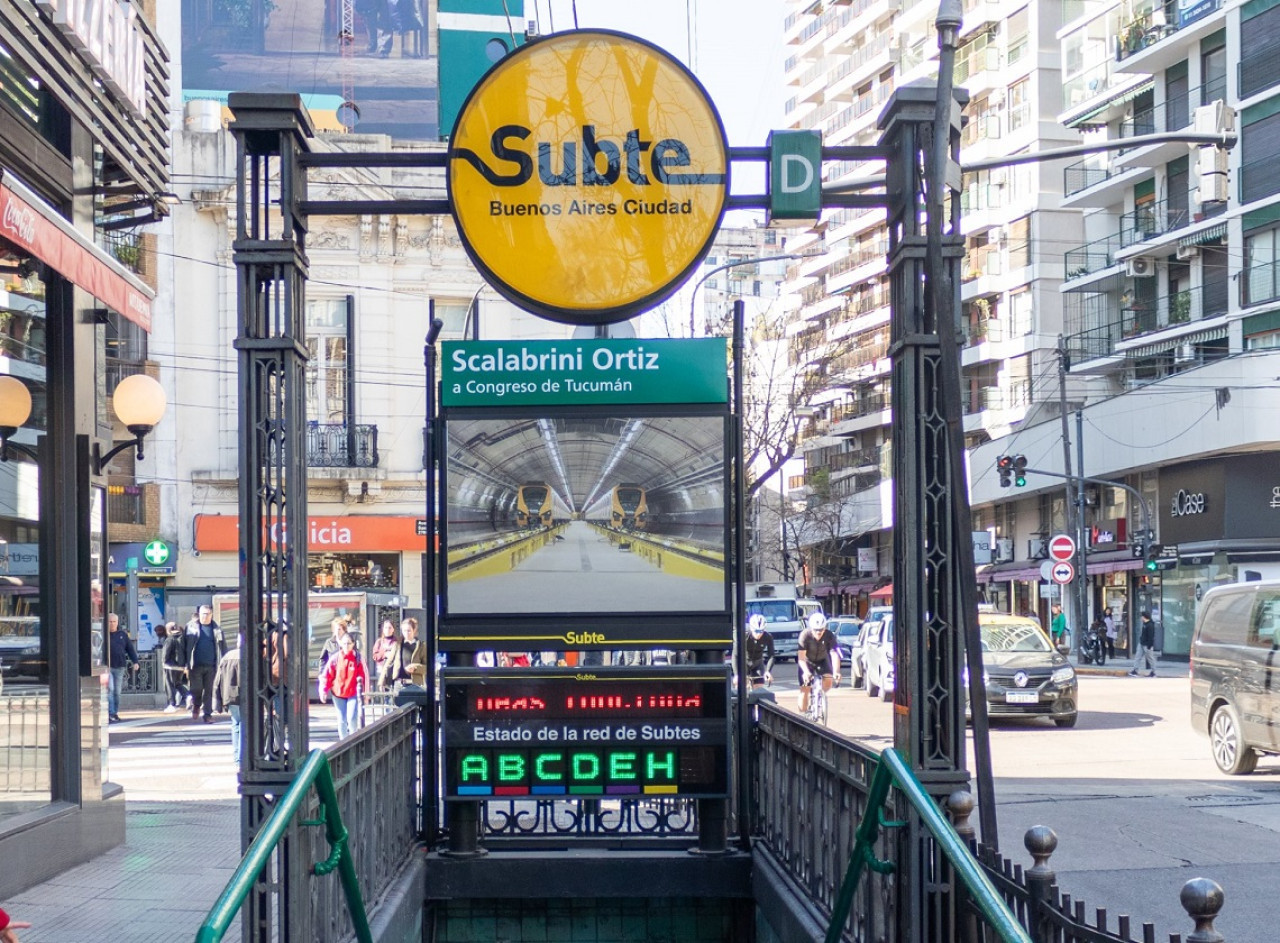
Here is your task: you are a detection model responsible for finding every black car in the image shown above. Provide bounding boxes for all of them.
[968,612,1078,728]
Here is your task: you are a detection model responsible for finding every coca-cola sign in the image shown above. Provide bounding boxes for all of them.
[1,198,36,246]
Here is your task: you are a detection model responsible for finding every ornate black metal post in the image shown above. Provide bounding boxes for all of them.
[423,312,443,846]
[879,79,974,943]
[229,92,315,943]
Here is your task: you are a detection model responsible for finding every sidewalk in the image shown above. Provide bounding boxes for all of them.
[1071,653,1189,678]
[10,710,244,943]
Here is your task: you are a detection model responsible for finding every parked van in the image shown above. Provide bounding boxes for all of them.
[1190,580,1280,774]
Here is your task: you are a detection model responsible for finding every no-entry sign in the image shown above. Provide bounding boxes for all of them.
[1051,561,1075,584]
[1048,534,1076,562]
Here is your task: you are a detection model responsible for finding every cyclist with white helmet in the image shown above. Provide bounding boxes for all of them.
[744,613,775,688]
[797,611,839,714]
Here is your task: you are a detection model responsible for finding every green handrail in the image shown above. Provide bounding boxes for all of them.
[195,749,373,943]
[825,748,1031,943]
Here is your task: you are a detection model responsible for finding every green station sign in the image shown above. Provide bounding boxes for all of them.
[441,338,728,408]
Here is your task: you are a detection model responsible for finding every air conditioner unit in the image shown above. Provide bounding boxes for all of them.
[1028,538,1048,560]
[989,225,1006,244]
[1175,341,1196,363]
[1175,244,1200,261]
[994,538,1014,563]
[1125,258,1154,278]
[989,167,1008,187]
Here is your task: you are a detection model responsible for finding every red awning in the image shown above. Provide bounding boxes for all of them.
[869,582,893,598]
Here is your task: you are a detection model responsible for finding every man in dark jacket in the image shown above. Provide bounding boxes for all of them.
[104,613,139,724]
[186,605,228,723]
[1129,610,1159,677]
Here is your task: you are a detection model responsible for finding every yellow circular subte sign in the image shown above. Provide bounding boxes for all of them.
[448,30,730,325]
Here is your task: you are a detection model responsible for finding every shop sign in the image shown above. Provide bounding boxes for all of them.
[447,30,729,325]
[0,543,39,576]
[108,541,175,576]
[194,515,430,553]
[34,0,147,115]
[0,173,152,330]
[441,338,728,407]
[1169,489,1207,518]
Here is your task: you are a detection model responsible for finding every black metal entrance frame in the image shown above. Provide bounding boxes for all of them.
[228,81,986,943]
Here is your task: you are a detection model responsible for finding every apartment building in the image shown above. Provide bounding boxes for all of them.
[968,0,1280,657]
[781,0,1080,615]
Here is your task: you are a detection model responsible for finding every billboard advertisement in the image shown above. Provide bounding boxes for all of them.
[180,0,436,139]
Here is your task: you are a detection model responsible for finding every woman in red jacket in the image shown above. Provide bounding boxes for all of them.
[319,633,368,739]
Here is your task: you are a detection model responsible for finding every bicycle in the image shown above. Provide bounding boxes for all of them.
[804,670,829,726]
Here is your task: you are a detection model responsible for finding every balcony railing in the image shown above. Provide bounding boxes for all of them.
[1115,2,1178,61]
[1120,197,1190,246]
[306,423,379,468]
[1063,157,1115,196]
[107,484,146,525]
[829,393,889,423]
[1242,260,1280,309]
[1118,80,1223,140]
[1064,234,1122,279]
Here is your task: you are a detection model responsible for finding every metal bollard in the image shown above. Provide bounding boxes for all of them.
[1181,877,1225,943]
[1023,826,1057,943]
[947,789,976,845]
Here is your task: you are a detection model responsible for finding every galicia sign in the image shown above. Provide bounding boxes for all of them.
[448,30,729,325]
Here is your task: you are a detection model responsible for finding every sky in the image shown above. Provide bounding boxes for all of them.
[535,0,790,150]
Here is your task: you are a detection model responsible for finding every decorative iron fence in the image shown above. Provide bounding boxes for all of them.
[122,650,162,694]
[751,702,1228,943]
[306,423,380,468]
[480,797,699,844]
[309,706,419,942]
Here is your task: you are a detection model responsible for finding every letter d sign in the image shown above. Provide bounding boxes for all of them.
[768,130,822,225]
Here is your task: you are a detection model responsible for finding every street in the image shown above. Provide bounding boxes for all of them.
[769,670,1280,943]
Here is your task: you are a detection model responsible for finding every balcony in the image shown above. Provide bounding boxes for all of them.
[1064,234,1123,281]
[1122,285,1225,337]
[1120,198,1190,248]
[1114,3,1177,63]
[1242,260,1280,309]
[963,378,1032,413]
[829,392,889,423]
[306,423,379,468]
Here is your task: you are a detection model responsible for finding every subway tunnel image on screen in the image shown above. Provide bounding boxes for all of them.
[444,415,727,614]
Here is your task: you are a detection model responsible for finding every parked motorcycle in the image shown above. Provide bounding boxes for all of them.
[1079,622,1106,665]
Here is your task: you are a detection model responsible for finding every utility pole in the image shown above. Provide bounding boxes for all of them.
[1075,409,1089,647]
[1056,335,1083,651]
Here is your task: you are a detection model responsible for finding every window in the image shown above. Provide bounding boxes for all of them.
[1008,79,1031,132]
[1245,227,1280,306]
[1196,589,1253,645]
[1201,42,1226,106]
[1251,592,1280,648]
[305,299,348,424]
[1241,6,1280,97]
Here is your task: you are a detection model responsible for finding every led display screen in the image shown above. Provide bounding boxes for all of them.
[443,668,728,799]
[443,414,727,617]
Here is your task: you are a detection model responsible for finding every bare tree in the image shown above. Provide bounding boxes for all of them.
[793,474,875,603]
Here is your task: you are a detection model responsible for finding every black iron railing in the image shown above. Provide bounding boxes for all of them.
[306,423,379,468]
[1243,259,1280,308]
[1120,198,1190,247]
[752,702,1228,943]
[1064,234,1122,279]
[1063,159,1113,197]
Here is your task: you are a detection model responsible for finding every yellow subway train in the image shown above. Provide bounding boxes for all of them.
[610,484,648,531]
[516,483,554,528]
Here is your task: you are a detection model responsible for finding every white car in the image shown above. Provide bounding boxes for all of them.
[832,618,865,687]
[863,613,895,701]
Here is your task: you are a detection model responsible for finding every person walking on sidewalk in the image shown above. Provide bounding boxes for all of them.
[1102,606,1118,660]
[1130,610,1159,677]
[104,613,139,724]
[160,621,190,712]
[213,635,242,764]
[186,605,228,723]
[1049,603,1068,650]
[320,633,367,739]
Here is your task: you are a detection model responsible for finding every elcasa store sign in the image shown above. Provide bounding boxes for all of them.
[194,515,427,552]
[448,30,729,325]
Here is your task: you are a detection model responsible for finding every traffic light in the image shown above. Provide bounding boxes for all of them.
[996,455,1013,487]
[1145,542,1162,572]
[1012,454,1028,487]
[1132,537,1147,560]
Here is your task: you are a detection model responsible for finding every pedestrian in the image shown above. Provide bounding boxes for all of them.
[185,605,228,723]
[1129,610,1159,677]
[1102,606,1118,660]
[1049,603,1067,649]
[160,621,190,712]
[319,633,367,739]
[371,619,398,690]
[0,905,31,943]
[378,617,427,689]
[318,617,351,679]
[103,613,139,724]
[213,634,242,764]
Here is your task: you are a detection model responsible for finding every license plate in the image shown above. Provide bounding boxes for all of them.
[1005,691,1039,704]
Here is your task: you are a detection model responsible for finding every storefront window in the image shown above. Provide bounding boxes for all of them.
[1159,558,1235,656]
[309,552,398,590]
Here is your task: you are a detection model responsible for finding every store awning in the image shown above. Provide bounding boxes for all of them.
[976,561,1045,583]
[1062,78,1153,128]
[869,582,893,598]
[1123,324,1228,359]
[1083,557,1142,575]
[1177,222,1227,248]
